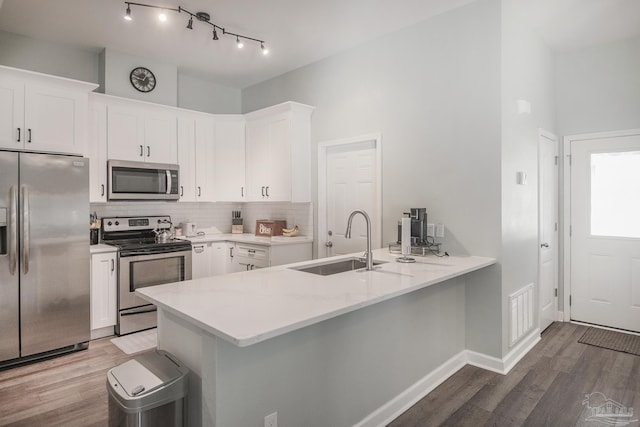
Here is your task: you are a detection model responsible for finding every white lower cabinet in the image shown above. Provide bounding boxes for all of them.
[193,240,313,277]
[229,241,313,272]
[191,241,233,279]
[230,243,270,272]
[90,251,117,339]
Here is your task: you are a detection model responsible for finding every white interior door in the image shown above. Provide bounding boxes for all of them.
[318,135,381,258]
[569,130,640,332]
[538,130,558,332]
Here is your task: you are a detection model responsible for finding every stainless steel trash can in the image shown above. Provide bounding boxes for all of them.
[107,350,189,427]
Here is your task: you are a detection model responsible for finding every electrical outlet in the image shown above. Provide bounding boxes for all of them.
[426,223,435,237]
[265,412,277,427]
[436,223,445,238]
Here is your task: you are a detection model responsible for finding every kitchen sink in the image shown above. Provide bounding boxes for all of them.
[291,257,386,276]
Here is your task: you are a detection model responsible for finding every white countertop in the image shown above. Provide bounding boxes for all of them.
[137,249,496,347]
[180,233,313,246]
[90,243,118,254]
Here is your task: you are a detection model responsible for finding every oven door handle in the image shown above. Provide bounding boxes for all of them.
[120,305,157,316]
[166,170,172,195]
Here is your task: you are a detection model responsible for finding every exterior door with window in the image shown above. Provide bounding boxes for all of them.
[570,130,640,332]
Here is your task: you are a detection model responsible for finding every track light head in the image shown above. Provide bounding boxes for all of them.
[122,2,268,56]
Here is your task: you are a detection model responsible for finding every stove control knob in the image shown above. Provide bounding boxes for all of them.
[115,221,120,226]
[107,221,112,226]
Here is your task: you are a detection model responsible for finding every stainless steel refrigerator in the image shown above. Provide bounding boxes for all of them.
[0,151,90,366]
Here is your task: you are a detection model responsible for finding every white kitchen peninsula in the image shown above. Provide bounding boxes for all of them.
[137,249,496,427]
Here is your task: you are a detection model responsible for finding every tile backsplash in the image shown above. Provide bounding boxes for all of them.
[91,201,313,236]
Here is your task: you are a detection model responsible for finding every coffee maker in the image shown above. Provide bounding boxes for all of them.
[397,208,428,246]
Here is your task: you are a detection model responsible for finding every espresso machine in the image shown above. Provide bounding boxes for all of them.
[391,207,442,256]
[397,208,428,246]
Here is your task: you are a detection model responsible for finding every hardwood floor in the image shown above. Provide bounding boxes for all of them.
[388,322,640,427]
[0,323,637,426]
[0,337,139,427]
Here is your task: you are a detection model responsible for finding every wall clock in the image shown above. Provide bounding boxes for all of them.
[129,67,156,93]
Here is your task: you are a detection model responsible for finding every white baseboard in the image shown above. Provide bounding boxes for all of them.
[357,330,542,426]
[467,328,540,375]
[90,326,114,340]
[354,350,468,427]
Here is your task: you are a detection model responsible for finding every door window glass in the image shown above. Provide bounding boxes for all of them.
[591,151,640,238]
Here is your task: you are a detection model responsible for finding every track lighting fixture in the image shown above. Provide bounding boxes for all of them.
[123,2,268,55]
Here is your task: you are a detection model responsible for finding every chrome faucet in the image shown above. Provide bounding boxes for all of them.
[345,209,374,271]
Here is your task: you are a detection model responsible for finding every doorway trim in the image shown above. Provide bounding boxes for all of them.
[538,128,559,331]
[562,128,640,322]
[317,133,383,258]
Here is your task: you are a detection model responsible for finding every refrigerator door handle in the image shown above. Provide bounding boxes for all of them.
[21,185,30,274]
[9,185,18,275]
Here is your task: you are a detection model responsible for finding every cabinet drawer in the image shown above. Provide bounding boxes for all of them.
[235,244,269,262]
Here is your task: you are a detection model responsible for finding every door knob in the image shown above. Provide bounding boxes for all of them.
[541,243,549,248]
[325,241,333,248]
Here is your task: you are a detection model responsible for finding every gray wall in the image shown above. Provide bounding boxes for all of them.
[0,30,100,83]
[554,36,640,310]
[242,0,504,357]
[556,36,640,137]
[208,277,467,427]
[0,31,242,114]
[498,1,555,354]
[102,48,178,106]
[178,73,242,114]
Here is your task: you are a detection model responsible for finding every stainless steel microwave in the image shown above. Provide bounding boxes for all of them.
[107,160,180,201]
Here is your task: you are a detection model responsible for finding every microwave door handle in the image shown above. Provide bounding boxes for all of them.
[166,170,172,194]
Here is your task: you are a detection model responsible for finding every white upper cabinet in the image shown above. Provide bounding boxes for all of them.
[177,111,215,202]
[88,95,108,202]
[213,116,246,202]
[106,98,177,164]
[245,102,314,202]
[0,66,96,155]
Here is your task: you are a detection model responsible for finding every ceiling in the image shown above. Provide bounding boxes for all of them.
[1,0,639,88]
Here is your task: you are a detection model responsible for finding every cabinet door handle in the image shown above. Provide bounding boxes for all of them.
[27,129,32,143]
[111,259,115,272]
[197,186,201,197]
[16,128,21,142]
[101,184,105,196]
[261,186,265,197]
[147,146,150,157]
[241,186,244,198]
[229,247,234,258]
[139,145,144,157]
[265,186,269,197]
[180,186,184,196]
